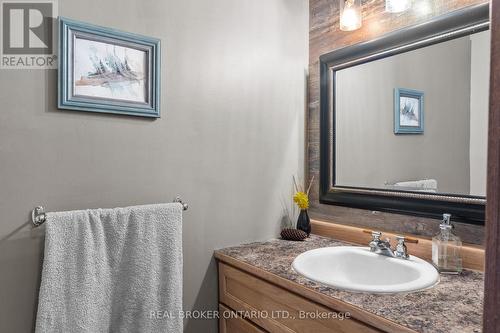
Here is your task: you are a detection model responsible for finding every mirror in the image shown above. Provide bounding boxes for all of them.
[335,30,490,197]
[319,4,489,224]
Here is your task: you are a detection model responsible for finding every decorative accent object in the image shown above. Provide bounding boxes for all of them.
[296,209,311,236]
[280,228,308,241]
[394,88,424,134]
[58,17,161,118]
[340,0,362,31]
[293,176,314,236]
[385,0,411,13]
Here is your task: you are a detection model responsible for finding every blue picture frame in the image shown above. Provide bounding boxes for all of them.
[58,17,161,118]
[394,88,424,134]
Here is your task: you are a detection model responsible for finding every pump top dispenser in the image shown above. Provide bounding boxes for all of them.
[432,214,462,274]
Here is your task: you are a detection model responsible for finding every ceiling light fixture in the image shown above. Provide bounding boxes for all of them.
[340,0,362,31]
[385,0,411,13]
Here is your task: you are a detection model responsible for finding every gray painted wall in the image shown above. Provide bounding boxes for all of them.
[335,36,473,195]
[469,31,490,196]
[0,1,308,332]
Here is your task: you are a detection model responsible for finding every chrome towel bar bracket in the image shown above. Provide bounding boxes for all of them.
[32,206,46,227]
[31,198,188,227]
[173,197,189,211]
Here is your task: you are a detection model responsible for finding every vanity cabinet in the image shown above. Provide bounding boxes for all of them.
[217,262,385,333]
[215,233,484,333]
[219,304,266,333]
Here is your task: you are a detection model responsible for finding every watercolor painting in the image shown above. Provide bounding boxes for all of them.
[399,96,420,127]
[58,17,160,117]
[394,88,424,134]
[73,38,147,103]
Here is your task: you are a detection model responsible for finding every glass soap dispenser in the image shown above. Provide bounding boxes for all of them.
[432,213,462,274]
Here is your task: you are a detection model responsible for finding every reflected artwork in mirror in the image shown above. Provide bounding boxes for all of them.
[319,4,489,224]
[393,88,424,134]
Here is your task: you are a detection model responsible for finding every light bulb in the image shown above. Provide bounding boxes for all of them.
[340,0,362,31]
[414,1,431,16]
[385,0,411,13]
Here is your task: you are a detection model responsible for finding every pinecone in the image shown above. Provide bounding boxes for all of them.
[280,228,307,241]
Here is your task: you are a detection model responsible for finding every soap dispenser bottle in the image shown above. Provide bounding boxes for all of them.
[432,214,462,274]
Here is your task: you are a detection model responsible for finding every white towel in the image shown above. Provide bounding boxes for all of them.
[35,203,183,333]
[391,179,438,193]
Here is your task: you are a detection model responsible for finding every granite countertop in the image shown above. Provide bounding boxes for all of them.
[216,235,483,333]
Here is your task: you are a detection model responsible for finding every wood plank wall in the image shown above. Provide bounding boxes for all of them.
[484,0,500,330]
[307,0,488,245]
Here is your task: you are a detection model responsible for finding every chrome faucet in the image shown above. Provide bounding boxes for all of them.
[368,231,410,259]
[369,231,393,256]
[394,236,409,259]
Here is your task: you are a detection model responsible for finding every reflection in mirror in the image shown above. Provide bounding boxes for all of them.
[335,30,490,197]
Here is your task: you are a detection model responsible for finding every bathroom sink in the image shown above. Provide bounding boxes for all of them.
[292,246,439,294]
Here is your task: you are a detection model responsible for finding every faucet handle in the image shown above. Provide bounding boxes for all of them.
[371,231,382,240]
[394,236,409,259]
[369,231,390,245]
[368,231,382,252]
[363,229,419,243]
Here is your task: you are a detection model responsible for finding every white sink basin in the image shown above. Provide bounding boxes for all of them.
[292,246,439,294]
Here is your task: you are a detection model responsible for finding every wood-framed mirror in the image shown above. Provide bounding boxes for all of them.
[319,3,489,225]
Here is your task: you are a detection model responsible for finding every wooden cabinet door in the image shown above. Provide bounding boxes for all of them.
[219,304,267,333]
[219,263,382,333]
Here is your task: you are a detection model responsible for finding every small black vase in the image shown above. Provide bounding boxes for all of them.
[296,210,311,236]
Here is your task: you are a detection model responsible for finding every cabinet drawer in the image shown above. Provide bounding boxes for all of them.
[219,303,267,333]
[218,263,381,333]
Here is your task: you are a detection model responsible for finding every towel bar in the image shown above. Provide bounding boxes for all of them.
[31,197,189,227]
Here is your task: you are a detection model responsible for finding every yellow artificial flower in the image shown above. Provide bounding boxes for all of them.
[293,191,309,210]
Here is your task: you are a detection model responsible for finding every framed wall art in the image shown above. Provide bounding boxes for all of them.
[394,88,424,134]
[58,17,161,117]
